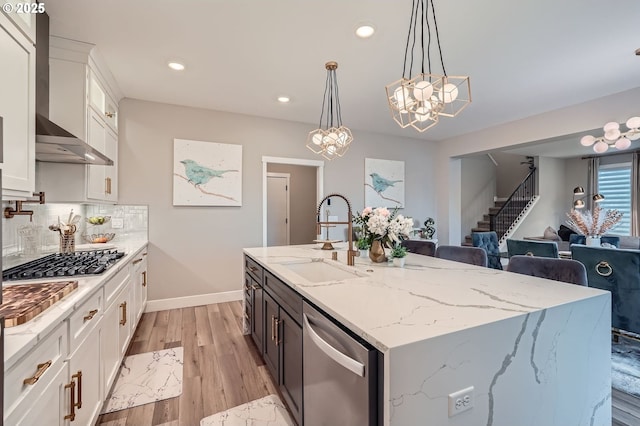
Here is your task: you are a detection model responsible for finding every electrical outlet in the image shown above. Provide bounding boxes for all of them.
[111,218,124,229]
[448,386,474,417]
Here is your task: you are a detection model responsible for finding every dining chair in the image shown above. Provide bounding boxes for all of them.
[571,245,640,336]
[569,234,621,248]
[472,231,503,270]
[435,245,488,267]
[506,239,559,258]
[506,255,588,286]
[401,240,436,257]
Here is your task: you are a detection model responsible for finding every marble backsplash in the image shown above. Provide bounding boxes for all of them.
[2,202,148,259]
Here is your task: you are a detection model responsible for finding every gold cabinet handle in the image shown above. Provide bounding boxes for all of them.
[275,318,281,346]
[119,301,127,326]
[251,284,260,290]
[142,271,147,287]
[104,178,108,195]
[249,266,259,273]
[107,177,112,194]
[72,371,83,409]
[23,360,52,385]
[64,380,76,421]
[83,309,98,322]
[105,111,115,118]
[142,252,148,256]
[132,258,143,265]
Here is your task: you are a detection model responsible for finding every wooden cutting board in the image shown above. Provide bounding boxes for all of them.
[1,280,78,327]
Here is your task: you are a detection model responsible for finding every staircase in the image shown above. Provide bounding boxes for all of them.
[464,167,538,248]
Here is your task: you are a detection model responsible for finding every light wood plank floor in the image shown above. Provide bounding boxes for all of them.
[97,301,278,426]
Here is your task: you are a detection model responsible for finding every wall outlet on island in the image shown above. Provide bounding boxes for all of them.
[448,386,474,417]
[111,218,124,229]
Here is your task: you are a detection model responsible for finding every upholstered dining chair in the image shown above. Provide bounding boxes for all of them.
[569,234,621,248]
[506,239,559,258]
[435,245,488,267]
[571,245,640,336]
[401,240,436,257]
[472,231,502,270]
[506,255,588,286]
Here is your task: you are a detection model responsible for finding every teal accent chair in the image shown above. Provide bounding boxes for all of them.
[571,245,640,336]
[472,231,502,270]
[507,255,587,286]
[506,239,559,258]
[435,245,488,267]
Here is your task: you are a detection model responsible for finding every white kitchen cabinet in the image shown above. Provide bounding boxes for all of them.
[0,12,36,200]
[5,362,69,426]
[67,328,102,426]
[1,0,38,43]
[131,250,148,322]
[36,36,121,203]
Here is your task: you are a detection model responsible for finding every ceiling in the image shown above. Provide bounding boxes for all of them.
[46,0,640,145]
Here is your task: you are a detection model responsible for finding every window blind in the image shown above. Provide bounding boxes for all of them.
[598,163,632,235]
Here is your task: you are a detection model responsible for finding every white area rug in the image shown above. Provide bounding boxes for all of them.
[102,347,183,414]
[200,394,295,426]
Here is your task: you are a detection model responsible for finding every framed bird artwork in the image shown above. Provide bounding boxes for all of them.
[173,139,242,206]
[364,158,405,208]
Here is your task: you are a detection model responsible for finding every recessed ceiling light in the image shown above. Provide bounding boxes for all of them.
[355,24,375,39]
[168,61,185,71]
[277,96,290,103]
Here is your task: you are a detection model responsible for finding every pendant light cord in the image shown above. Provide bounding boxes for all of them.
[401,0,448,79]
[429,0,447,76]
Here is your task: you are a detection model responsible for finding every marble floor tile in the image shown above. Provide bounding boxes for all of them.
[200,394,295,426]
[102,347,183,414]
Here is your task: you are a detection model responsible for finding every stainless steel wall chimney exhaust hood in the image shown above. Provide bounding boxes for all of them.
[34,12,113,165]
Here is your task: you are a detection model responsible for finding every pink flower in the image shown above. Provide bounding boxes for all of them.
[361,207,372,217]
[377,207,390,217]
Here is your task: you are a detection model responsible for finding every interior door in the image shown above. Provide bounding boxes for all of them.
[267,173,290,246]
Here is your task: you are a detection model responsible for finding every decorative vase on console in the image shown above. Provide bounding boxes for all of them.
[586,236,601,247]
[369,240,387,263]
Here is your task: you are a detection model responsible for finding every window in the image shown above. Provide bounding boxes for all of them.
[598,162,632,235]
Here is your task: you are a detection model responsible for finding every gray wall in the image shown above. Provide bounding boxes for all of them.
[266,163,317,245]
[118,98,436,301]
[492,152,531,198]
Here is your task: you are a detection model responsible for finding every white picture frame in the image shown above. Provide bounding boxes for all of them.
[173,138,242,206]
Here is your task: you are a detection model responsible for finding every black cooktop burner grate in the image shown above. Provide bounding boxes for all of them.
[3,249,126,282]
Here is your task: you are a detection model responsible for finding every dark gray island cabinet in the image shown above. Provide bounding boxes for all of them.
[244,255,303,425]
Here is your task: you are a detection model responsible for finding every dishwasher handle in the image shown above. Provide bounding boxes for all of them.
[303,313,365,377]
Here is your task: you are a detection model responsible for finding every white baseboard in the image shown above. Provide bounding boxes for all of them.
[144,290,243,312]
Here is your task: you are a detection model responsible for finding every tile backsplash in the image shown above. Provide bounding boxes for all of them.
[2,202,148,258]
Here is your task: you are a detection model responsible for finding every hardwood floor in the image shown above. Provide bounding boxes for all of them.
[97,301,278,426]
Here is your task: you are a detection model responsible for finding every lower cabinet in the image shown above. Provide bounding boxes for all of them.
[102,275,133,396]
[67,329,102,425]
[262,283,303,425]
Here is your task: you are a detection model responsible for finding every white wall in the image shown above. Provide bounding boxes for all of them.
[460,156,495,242]
[118,98,436,302]
[436,87,640,245]
[492,151,531,198]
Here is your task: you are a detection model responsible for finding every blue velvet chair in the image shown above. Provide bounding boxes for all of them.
[569,234,621,248]
[507,255,588,286]
[506,239,559,258]
[472,231,503,270]
[401,240,436,257]
[571,245,640,336]
[435,245,488,267]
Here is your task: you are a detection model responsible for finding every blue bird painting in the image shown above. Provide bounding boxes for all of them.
[369,172,403,194]
[180,159,238,187]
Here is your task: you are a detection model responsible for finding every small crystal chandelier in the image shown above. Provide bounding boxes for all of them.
[580,116,640,153]
[306,61,353,160]
[385,0,471,132]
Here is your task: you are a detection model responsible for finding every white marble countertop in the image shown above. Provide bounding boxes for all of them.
[3,238,148,370]
[244,244,609,352]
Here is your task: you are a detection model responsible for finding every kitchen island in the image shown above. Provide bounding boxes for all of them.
[244,244,611,426]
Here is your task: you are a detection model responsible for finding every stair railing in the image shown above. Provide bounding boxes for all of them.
[489,167,537,239]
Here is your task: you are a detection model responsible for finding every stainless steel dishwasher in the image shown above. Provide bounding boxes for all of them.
[303,301,379,426]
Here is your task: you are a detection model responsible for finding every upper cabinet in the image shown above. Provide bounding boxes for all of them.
[36,36,122,203]
[1,0,38,44]
[0,11,36,200]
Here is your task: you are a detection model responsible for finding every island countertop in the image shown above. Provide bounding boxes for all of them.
[243,244,608,352]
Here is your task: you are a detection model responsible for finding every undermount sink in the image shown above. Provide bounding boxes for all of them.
[280,259,366,283]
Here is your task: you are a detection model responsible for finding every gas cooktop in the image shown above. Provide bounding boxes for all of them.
[3,249,126,282]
